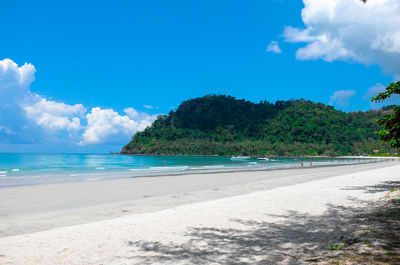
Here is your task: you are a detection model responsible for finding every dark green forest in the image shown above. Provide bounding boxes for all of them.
[121,95,395,156]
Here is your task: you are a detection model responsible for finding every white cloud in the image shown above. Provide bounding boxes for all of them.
[0,126,15,135]
[79,107,156,145]
[284,0,400,76]
[0,58,35,90]
[363,83,400,108]
[25,97,85,131]
[0,58,85,144]
[329,90,356,107]
[363,83,385,101]
[143,104,154,109]
[266,41,282,54]
[0,58,156,146]
[0,58,41,143]
[124,108,157,131]
[124,107,139,119]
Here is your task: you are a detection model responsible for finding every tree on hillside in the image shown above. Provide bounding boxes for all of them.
[121,95,393,156]
[371,81,400,148]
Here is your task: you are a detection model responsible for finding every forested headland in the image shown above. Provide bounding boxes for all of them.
[121,95,395,156]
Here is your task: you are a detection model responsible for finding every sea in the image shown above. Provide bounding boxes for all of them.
[0,153,379,188]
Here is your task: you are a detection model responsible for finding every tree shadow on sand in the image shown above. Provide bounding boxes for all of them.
[123,182,399,264]
[341,180,400,194]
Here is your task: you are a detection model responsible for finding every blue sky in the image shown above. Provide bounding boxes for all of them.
[1,0,399,152]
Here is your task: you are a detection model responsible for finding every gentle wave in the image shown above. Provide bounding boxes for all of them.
[149,166,189,171]
[191,165,226,170]
[0,153,381,188]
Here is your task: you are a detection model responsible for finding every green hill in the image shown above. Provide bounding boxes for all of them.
[121,95,394,156]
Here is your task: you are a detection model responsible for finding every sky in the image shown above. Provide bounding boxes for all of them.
[1,0,400,153]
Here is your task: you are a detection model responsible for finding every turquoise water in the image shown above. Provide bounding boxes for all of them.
[0,153,378,187]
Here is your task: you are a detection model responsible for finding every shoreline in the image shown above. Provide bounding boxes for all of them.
[1,156,394,189]
[117,152,400,159]
[0,161,399,264]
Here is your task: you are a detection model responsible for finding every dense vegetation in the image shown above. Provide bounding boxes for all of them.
[371,81,400,148]
[121,95,395,156]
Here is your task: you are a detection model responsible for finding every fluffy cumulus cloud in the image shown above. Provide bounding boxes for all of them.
[0,58,39,143]
[284,0,400,77]
[80,107,155,145]
[25,98,85,131]
[0,58,157,146]
[266,41,282,54]
[329,90,356,107]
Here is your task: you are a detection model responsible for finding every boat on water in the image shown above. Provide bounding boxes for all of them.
[231,155,251,160]
[257,157,271,161]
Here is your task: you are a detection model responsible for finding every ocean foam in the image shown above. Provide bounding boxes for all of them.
[150,166,189,171]
[11,169,20,172]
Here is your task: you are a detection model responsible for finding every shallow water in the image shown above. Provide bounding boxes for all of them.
[0,153,378,187]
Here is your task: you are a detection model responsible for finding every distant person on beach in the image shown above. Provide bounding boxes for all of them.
[301,160,304,168]
[310,160,312,167]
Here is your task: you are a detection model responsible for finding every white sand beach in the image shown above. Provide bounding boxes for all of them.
[0,162,399,264]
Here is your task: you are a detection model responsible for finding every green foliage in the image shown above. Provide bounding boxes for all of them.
[371,81,400,149]
[329,243,347,251]
[122,95,395,156]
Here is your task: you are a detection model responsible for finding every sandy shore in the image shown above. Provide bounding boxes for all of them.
[0,162,399,264]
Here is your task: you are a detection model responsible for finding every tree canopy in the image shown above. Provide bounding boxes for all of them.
[371,81,400,148]
[122,95,394,156]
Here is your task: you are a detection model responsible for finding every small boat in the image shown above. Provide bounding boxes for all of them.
[231,155,251,160]
[257,157,270,161]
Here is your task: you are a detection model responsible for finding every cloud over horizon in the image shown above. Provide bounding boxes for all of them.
[79,107,155,145]
[329,90,356,108]
[284,0,400,78]
[0,58,157,147]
